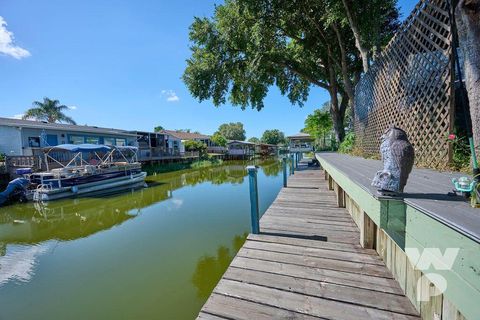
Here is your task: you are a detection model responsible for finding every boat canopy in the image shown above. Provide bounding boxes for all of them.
[113,145,138,151]
[45,144,111,152]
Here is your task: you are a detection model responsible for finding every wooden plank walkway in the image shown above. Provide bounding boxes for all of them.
[197,161,420,320]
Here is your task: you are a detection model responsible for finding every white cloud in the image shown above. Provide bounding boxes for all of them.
[161,89,180,102]
[0,16,30,59]
[68,105,77,110]
[0,244,50,286]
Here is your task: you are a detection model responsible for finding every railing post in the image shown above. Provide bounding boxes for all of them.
[247,165,260,234]
[290,154,295,175]
[282,157,287,187]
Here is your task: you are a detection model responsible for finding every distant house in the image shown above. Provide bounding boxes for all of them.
[257,143,278,156]
[227,140,256,158]
[0,117,137,156]
[287,133,314,152]
[129,130,184,160]
[161,130,211,145]
[160,130,226,154]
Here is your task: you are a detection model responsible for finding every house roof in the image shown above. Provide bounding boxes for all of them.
[227,140,257,146]
[259,143,278,147]
[0,117,137,137]
[160,130,210,140]
[287,132,314,140]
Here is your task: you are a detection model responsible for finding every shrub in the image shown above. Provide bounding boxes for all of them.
[338,132,355,154]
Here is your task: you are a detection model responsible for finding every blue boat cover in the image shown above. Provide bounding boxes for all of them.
[114,146,138,150]
[47,144,111,152]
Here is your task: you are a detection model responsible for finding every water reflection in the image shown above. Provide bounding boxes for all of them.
[0,244,50,286]
[192,233,247,298]
[0,159,283,319]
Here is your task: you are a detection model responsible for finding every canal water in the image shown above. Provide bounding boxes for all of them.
[0,159,284,319]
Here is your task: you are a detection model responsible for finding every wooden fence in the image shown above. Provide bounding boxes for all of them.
[354,0,455,168]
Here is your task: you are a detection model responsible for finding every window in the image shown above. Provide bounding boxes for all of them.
[28,137,40,147]
[104,137,115,146]
[69,135,84,144]
[116,138,126,146]
[85,136,100,144]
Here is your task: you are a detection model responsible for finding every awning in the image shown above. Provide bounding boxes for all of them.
[113,145,138,150]
[45,144,111,152]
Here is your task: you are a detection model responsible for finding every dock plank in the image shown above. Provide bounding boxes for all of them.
[197,162,419,319]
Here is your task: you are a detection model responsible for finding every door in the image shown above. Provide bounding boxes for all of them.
[46,134,58,146]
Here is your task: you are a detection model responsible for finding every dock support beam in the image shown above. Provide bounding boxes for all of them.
[290,154,295,175]
[247,166,260,234]
[282,157,287,187]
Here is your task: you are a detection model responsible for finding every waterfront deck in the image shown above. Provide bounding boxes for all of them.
[197,162,419,319]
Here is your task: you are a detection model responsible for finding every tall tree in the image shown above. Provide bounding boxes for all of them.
[23,97,76,124]
[303,108,333,147]
[183,0,398,142]
[456,0,480,159]
[261,129,286,145]
[217,122,246,141]
[336,0,399,72]
[211,132,228,147]
[154,125,165,132]
[248,137,260,143]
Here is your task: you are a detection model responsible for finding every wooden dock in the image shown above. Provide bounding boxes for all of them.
[197,162,420,319]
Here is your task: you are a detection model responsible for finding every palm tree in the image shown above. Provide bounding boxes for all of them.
[22,97,76,124]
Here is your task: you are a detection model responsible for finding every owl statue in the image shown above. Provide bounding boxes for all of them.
[372,126,415,195]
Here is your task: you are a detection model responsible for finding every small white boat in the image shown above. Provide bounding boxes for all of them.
[23,144,147,202]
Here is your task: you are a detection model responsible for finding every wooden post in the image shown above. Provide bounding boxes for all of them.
[361,212,377,249]
[290,154,295,175]
[335,184,345,208]
[247,166,260,234]
[328,175,333,190]
[282,157,287,187]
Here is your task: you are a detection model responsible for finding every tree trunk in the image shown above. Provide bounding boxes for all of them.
[456,0,480,160]
[331,108,345,144]
[327,59,346,143]
[331,24,356,123]
[341,0,370,73]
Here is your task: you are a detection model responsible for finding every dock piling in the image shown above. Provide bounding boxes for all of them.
[290,154,295,175]
[282,157,287,187]
[246,166,260,234]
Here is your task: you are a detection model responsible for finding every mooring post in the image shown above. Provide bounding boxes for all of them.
[290,154,295,175]
[282,157,287,187]
[247,165,260,234]
[296,152,299,167]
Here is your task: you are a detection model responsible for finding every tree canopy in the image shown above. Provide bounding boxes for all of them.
[211,132,228,147]
[248,137,260,144]
[184,140,208,157]
[261,129,286,145]
[217,122,246,141]
[23,97,76,124]
[154,125,165,132]
[183,0,399,142]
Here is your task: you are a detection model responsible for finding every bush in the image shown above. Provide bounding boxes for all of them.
[338,132,355,154]
[447,134,471,171]
[184,140,208,158]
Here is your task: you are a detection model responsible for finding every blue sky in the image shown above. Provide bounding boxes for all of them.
[0,0,416,138]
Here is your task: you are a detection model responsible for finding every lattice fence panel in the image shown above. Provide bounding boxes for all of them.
[354,0,454,168]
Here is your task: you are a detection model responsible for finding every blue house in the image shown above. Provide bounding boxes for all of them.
[0,117,137,156]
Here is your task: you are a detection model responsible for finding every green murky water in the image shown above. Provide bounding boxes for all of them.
[0,159,284,320]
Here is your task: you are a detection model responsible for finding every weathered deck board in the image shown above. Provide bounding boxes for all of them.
[198,162,420,319]
[316,152,480,244]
